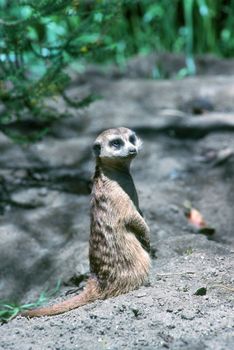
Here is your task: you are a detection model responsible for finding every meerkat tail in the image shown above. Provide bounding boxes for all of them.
[21,278,101,318]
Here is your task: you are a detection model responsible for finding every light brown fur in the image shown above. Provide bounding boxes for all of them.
[22,127,150,318]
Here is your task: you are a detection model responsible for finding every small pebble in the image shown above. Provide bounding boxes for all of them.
[181,311,195,320]
[136,292,147,298]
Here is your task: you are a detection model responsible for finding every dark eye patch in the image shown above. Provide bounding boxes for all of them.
[109,138,124,149]
[129,134,136,145]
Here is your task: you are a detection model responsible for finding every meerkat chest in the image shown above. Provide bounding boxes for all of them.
[91,178,136,221]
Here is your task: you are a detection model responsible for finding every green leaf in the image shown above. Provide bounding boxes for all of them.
[94,12,103,23]
[194,287,207,296]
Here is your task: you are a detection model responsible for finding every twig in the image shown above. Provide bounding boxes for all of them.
[156,271,196,277]
[208,284,234,292]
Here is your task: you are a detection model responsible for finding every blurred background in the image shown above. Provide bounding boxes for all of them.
[1,0,234,141]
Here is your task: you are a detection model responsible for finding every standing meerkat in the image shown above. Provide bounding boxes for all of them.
[23,127,150,317]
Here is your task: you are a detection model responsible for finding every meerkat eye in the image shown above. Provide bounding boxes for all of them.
[129,134,136,145]
[109,138,124,149]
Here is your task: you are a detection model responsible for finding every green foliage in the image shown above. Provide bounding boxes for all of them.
[0,0,119,141]
[0,280,61,322]
[103,0,234,74]
[1,0,234,141]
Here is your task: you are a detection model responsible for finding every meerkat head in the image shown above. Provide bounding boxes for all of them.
[93,127,142,166]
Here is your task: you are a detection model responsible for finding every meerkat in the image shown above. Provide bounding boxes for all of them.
[22,127,151,318]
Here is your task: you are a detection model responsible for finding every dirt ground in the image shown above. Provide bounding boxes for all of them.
[0,55,233,349]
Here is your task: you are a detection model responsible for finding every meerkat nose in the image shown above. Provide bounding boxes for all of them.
[129,147,137,154]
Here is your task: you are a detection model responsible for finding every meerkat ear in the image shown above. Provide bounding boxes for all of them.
[93,142,101,157]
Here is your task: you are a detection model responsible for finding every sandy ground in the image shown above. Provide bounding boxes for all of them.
[0,58,234,349]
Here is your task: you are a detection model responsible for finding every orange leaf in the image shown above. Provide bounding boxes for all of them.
[188,208,206,228]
